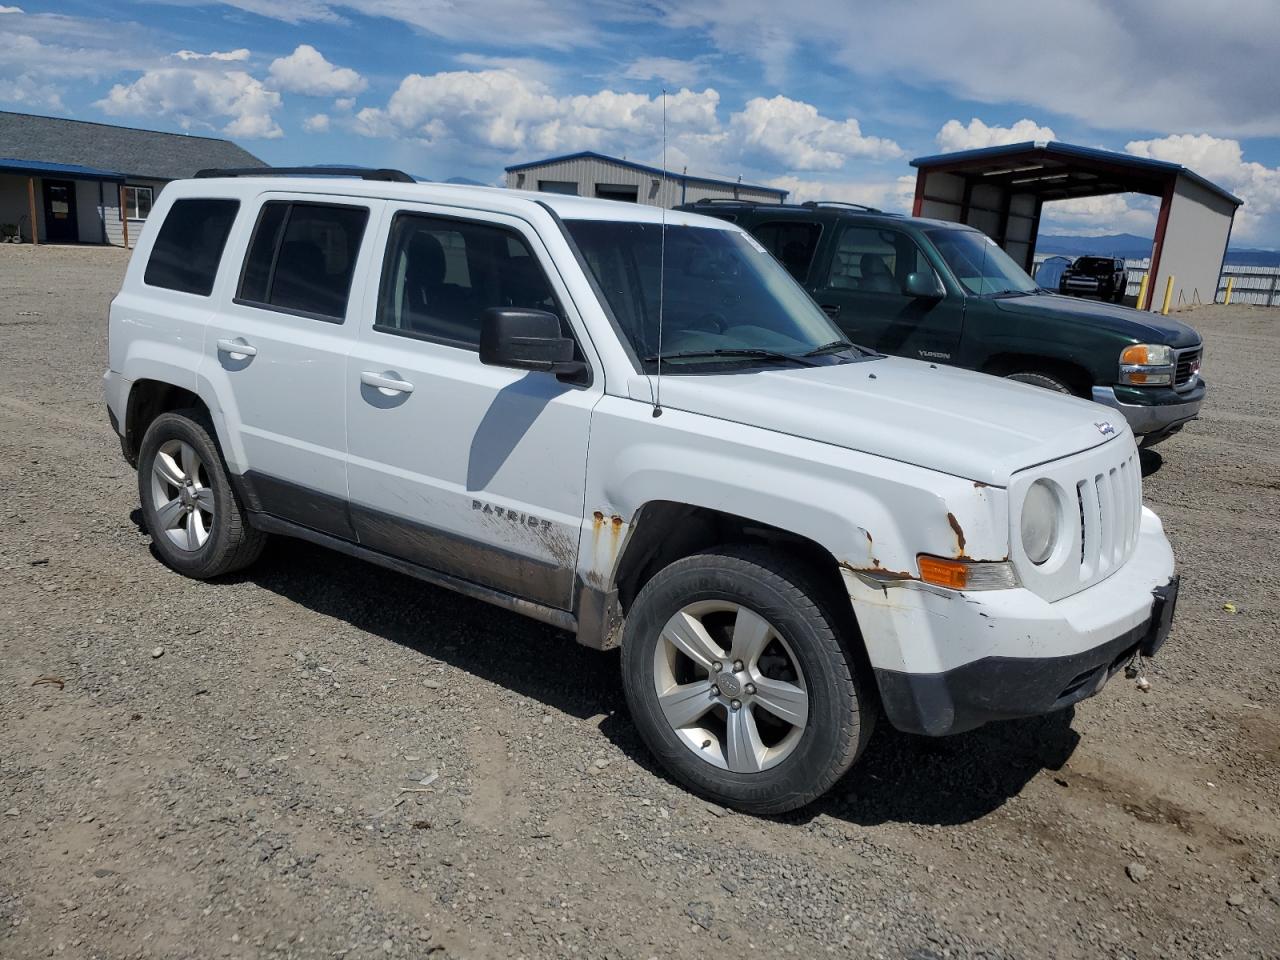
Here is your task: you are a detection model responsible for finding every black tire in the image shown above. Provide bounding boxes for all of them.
[1113,287,1126,304]
[136,408,266,579]
[621,546,875,814]
[1004,370,1074,394]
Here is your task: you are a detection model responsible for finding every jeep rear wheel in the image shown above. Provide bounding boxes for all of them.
[137,409,266,579]
[621,546,874,814]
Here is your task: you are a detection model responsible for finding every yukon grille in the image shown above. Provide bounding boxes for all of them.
[1073,451,1142,582]
[1174,347,1201,388]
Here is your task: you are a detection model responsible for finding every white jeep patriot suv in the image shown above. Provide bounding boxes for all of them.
[104,168,1180,813]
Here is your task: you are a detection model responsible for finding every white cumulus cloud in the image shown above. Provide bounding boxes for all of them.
[732,95,902,170]
[935,118,1057,153]
[269,43,366,96]
[1125,133,1280,241]
[174,48,250,61]
[361,69,721,158]
[96,68,283,139]
[303,112,330,132]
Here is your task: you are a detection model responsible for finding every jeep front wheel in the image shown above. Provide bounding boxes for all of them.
[621,547,874,814]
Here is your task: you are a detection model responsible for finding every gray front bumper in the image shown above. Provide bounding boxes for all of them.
[1091,385,1203,436]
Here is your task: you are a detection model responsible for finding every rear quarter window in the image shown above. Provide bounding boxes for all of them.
[143,198,240,296]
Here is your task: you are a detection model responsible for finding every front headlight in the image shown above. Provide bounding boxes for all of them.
[1119,343,1174,386]
[1020,479,1061,565]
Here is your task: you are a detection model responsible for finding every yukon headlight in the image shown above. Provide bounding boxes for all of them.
[1020,479,1061,565]
[1119,343,1174,386]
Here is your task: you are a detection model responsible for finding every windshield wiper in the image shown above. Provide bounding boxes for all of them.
[803,338,871,357]
[641,348,817,367]
[987,288,1033,299]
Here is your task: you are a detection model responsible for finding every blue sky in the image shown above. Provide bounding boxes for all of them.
[5,0,1279,245]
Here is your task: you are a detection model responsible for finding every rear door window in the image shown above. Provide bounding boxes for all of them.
[143,198,240,296]
[751,220,822,282]
[237,200,370,322]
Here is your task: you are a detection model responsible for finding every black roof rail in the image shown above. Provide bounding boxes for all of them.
[802,200,882,213]
[194,166,416,183]
[685,197,758,205]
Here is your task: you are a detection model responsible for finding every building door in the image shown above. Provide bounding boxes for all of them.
[41,180,78,242]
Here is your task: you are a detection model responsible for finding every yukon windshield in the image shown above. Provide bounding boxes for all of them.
[928,228,1039,297]
[565,220,862,370]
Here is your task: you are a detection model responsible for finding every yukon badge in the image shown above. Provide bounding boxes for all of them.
[1095,421,1116,436]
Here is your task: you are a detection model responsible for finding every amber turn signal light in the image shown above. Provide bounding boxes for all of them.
[1120,344,1153,365]
[917,555,970,589]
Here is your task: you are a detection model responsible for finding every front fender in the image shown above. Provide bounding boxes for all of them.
[580,396,1009,599]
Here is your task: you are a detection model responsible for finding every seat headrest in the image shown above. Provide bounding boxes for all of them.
[407,231,447,285]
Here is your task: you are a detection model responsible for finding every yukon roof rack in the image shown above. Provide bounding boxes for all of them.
[194,165,415,183]
[801,200,882,213]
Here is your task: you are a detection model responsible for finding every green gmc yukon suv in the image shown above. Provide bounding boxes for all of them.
[678,199,1205,447]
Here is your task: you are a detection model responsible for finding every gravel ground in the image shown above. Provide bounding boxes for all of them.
[1,243,1278,960]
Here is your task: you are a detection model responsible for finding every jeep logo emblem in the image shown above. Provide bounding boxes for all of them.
[1095,421,1116,436]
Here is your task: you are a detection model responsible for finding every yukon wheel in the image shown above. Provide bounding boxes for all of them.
[137,409,266,578]
[1004,370,1074,395]
[622,547,873,814]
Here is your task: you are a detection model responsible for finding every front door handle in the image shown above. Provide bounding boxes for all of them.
[360,370,415,395]
[819,303,841,319]
[216,337,258,358]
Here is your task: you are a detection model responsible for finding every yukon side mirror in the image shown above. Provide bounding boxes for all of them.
[904,271,945,299]
[479,308,587,379]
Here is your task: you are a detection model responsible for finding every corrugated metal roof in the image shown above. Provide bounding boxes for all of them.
[0,158,125,181]
[0,111,266,182]
[911,140,1243,207]
[505,151,788,197]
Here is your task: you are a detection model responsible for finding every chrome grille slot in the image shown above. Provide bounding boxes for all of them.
[1174,347,1201,388]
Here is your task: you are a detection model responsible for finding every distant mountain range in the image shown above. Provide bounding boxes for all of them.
[1038,233,1280,267]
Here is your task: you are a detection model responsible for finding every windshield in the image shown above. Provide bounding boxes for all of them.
[927,228,1038,296]
[565,220,855,370]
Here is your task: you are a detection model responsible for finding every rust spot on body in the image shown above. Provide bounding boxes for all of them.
[946,512,966,555]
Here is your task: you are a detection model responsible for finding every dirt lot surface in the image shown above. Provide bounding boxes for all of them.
[2,244,1278,960]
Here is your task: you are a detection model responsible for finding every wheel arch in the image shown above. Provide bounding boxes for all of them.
[576,500,862,654]
[981,352,1095,397]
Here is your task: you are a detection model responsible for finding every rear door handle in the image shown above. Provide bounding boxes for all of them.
[216,337,258,358]
[360,370,415,395]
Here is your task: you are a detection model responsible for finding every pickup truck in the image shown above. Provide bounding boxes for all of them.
[104,171,1180,813]
[679,199,1204,447]
[1059,256,1129,303]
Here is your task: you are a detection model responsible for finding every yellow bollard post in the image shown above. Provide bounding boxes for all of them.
[1136,272,1149,310]
[1161,275,1174,316]
[1224,276,1235,305]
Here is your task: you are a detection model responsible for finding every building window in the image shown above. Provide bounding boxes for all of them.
[124,185,153,221]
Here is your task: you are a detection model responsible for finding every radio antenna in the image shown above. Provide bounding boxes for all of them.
[652,88,667,418]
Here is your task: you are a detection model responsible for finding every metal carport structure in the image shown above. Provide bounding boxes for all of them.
[909,141,1242,310]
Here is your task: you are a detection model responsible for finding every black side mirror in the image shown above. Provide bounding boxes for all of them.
[479,308,587,379]
[904,270,945,299]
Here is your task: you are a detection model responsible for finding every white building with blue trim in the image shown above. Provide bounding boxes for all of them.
[505,151,788,208]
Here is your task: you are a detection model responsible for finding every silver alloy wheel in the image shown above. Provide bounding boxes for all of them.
[149,439,214,552]
[652,600,808,773]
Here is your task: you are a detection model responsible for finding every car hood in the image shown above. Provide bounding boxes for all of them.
[628,356,1125,487]
[995,293,1201,347]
